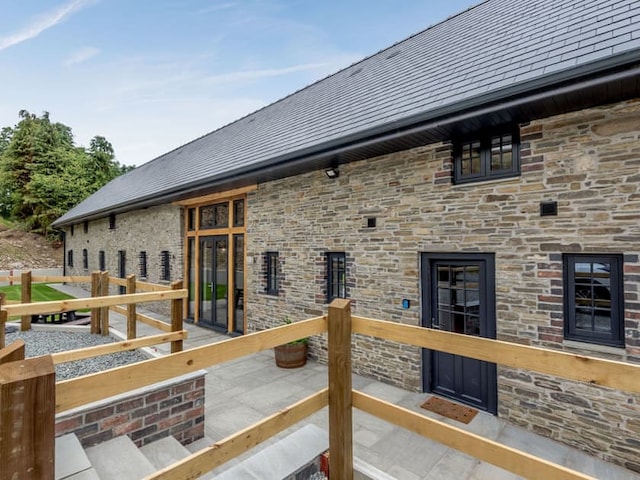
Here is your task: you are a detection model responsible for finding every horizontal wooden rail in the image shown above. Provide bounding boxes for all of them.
[50,331,188,364]
[352,316,640,394]
[106,277,171,292]
[0,275,92,284]
[108,277,127,287]
[146,388,329,480]
[2,290,187,317]
[56,316,326,412]
[353,391,595,480]
[110,305,172,332]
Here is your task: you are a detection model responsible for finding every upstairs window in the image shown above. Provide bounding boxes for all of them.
[83,221,89,233]
[563,254,624,347]
[454,131,519,184]
[70,225,74,236]
[109,213,116,230]
[327,252,347,302]
[266,252,279,295]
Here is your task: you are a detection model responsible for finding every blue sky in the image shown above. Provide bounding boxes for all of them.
[0,0,479,166]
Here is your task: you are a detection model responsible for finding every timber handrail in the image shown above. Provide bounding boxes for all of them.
[1,290,187,316]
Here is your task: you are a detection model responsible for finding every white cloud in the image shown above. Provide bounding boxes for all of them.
[65,46,100,65]
[205,63,329,85]
[0,0,95,52]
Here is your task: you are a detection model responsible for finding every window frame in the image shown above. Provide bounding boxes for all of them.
[98,250,105,271]
[454,130,520,184]
[327,252,347,303]
[109,213,116,230]
[265,252,279,296]
[139,251,148,279]
[67,250,74,268]
[82,249,88,270]
[160,250,171,282]
[563,254,624,347]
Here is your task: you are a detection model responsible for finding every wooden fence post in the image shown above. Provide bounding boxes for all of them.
[0,355,56,479]
[127,274,137,340]
[100,271,109,336]
[0,339,25,365]
[328,298,353,480]
[91,271,101,334]
[0,306,6,350]
[20,271,32,331]
[170,280,184,353]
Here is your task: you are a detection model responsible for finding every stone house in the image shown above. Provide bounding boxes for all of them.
[53,0,640,472]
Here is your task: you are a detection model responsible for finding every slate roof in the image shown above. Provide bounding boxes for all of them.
[54,0,640,226]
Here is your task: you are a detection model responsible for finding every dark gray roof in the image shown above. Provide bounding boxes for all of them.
[54,0,640,226]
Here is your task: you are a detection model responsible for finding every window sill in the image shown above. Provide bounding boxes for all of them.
[563,339,626,356]
[452,175,520,189]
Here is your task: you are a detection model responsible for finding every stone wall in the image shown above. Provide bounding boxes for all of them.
[55,371,205,447]
[246,98,640,471]
[64,204,183,316]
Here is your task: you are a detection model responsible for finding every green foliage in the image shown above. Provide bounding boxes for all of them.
[0,110,129,236]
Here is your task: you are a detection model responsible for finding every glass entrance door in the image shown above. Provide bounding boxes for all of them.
[421,253,497,413]
[200,235,228,331]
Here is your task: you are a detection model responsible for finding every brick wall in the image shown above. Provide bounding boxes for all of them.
[246,98,640,471]
[64,204,183,316]
[55,371,205,448]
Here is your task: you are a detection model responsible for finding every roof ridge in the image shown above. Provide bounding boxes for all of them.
[135,0,490,169]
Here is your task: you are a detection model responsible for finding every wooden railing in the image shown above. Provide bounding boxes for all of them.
[0,271,185,353]
[1,299,639,479]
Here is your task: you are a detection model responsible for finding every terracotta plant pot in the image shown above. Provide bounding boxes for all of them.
[274,343,308,368]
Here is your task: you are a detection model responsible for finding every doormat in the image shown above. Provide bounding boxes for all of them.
[420,396,478,424]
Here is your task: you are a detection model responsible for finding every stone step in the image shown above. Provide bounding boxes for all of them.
[55,433,100,480]
[85,436,155,480]
[139,435,192,471]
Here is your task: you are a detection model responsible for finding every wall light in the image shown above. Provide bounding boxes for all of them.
[325,167,340,179]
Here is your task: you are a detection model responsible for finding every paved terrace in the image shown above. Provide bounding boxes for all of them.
[51,284,639,480]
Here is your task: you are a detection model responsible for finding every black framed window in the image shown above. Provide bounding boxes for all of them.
[233,199,245,227]
[160,251,171,281]
[187,208,196,231]
[82,249,88,270]
[139,251,148,279]
[327,252,346,302]
[99,250,105,271]
[454,131,519,184]
[67,250,73,267]
[109,213,116,230]
[83,221,89,233]
[70,225,74,236]
[266,252,279,295]
[563,254,624,347]
[200,202,228,229]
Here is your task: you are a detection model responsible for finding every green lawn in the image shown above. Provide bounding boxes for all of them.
[0,284,76,303]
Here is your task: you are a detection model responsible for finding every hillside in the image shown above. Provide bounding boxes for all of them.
[0,220,63,269]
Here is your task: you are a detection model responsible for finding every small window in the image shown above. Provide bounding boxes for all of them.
[200,202,228,229]
[67,250,74,267]
[563,254,624,347]
[139,251,148,279]
[454,131,519,184]
[109,213,116,230]
[327,252,347,302]
[233,199,245,227]
[83,221,89,233]
[160,251,171,281]
[70,225,74,236]
[82,249,88,270]
[266,252,279,295]
[99,250,105,271]
[187,208,196,231]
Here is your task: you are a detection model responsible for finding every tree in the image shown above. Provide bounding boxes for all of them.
[0,110,129,236]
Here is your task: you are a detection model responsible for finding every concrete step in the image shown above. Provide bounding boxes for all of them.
[85,436,156,480]
[55,433,100,480]
[139,435,192,470]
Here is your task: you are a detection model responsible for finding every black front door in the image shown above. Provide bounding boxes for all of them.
[200,235,228,331]
[421,253,497,413]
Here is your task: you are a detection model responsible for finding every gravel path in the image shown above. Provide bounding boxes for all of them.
[4,328,149,380]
